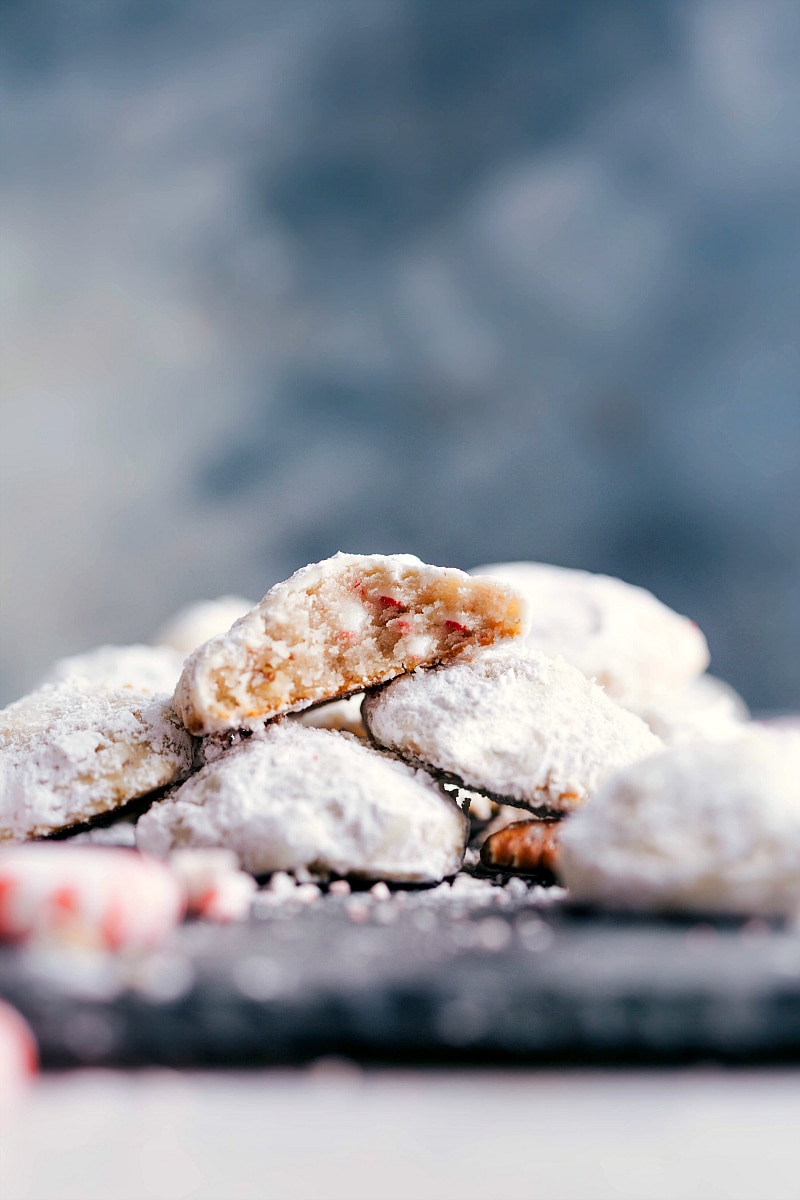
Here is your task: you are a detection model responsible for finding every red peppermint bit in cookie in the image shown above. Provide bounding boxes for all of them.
[378,595,404,608]
[444,620,470,633]
[391,619,414,634]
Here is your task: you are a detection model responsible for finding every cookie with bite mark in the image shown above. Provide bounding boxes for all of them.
[173,553,524,736]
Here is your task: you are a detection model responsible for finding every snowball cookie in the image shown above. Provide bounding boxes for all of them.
[623,674,749,747]
[136,721,469,882]
[38,643,184,694]
[0,683,194,842]
[470,562,709,702]
[362,647,663,815]
[154,595,254,659]
[174,552,525,736]
[559,728,800,917]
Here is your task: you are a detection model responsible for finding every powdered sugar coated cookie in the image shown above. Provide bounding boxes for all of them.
[173,553,524,736]
[471,562,709,702]
[38,643,184,694]
[623,674,749,747]
[136,721,468,882]
[362,646,663,814]
[0,683,194,842]
[559,727,800,916]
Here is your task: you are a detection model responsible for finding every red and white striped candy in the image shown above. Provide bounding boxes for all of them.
[0,845,185,951]
[169,849,256,922]
[0,1000,37,1117]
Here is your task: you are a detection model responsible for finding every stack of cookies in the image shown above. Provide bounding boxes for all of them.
[1,551,799,927]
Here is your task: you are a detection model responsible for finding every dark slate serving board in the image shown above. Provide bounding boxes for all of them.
[2,878,800,1067]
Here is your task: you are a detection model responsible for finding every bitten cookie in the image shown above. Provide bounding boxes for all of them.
[558,728,800,916]
[136,721,469,882]
[0,683,194,842]
[362,646,663,815]
[471,561,709,702]
[173,553,524,735]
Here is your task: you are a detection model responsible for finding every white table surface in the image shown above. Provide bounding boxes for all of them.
[2,1067,799,1200]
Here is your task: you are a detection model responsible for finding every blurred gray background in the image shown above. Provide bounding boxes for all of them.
[1,0,798,710]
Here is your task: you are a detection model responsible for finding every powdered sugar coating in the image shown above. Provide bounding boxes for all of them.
[136,721,469,882]
[38,643,184,694]
[623,674,749,747]
[362,646,664,813]
[0,683,194,842]
[174,553,524,736]
[559,728,800,916]
[471,562,709,702]
[154,596,254,659]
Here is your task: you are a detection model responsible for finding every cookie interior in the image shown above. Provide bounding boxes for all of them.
[199,561,523,731]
